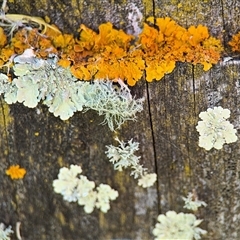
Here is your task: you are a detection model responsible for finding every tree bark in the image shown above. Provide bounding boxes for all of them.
[1,0,240,239]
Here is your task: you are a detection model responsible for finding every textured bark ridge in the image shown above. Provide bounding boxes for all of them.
[1,0,240,239]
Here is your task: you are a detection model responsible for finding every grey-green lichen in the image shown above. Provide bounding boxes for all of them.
[84,80,144,131]
[0,53,144,130]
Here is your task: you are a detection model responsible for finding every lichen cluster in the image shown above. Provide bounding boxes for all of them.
[0,52,144,129]
[53,164,119,213]
[0,223,13,240]
[0,15,223,86]
[229,32,240,52]
[1,13,239,239]
[105,137,157,188]
[153,191,208,240]
[153,211,207,240]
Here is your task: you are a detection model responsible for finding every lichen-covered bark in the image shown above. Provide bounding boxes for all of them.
[0,0,240,239]
[148,62,240,239]
[0,94,157,239]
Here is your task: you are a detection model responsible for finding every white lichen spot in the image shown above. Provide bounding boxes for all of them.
[95,184,119,213]
[138,173,157,188]
[52,164,83,202]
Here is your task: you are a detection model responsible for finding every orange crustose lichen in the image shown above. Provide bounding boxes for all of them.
[229,32,240,53]
[0,16,223,86]
[6,165,26,179]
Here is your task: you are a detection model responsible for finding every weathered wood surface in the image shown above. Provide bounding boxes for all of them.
[0,0,240,239]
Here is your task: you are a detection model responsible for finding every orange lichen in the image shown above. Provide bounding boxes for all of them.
[0,27,59,68]
[6,165,26,180]
[187,25,209,47]
[69,22,141,85]
[145,59,176,82]
[137,17,222,81]
[0,27,7,47]
[183,27,222,70]
[229,32,240,52]
[58,58,71,68]
[0,16,223,85]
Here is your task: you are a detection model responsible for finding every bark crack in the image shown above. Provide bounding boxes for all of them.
[146,81,161,214]
[220,0,227,49]
[152,0,156,21]
[192,65,197,118]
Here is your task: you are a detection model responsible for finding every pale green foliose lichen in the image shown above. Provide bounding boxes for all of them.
[12,56,87,120]
[0,73,18,104]
[0,52,144,130]
[0,223,13,240]
[152,211,207,240]
[196,106,238,150]
[53,164,118,213]
[95,183,119,213]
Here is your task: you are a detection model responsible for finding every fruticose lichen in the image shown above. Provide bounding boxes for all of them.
[182,192,207,211]
[106,137,157,188]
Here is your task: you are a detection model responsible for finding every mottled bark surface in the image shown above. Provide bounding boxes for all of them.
[0,0,240,239]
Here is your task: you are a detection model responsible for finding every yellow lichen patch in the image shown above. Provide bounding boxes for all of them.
[6,165,26,180]
[145,59,176,82]
[0,48,15,68]
[77,24,97,50]
[0,102,13,157]
[58,59,71,68]
[183,27,222,68]
[70,64,95,80]
[53,34,74,49]
[184,163,191,177]
[55,211,66,226]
